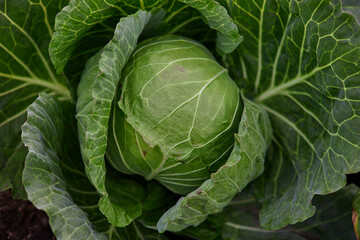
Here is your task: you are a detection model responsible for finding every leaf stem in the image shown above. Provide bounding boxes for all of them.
[0,72,70,98]
[255,67,319,103]
[254,0,266,94]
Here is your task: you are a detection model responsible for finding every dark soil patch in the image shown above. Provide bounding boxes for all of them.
[0,190,55,240]
[347,173,360,187]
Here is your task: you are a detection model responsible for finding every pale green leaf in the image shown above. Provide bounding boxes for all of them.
[76,10,151,227]
[106,88,165,180]
[156,93,272,232]
[118,35,242,195]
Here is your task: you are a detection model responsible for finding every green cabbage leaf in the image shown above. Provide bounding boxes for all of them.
[224,0,360,230]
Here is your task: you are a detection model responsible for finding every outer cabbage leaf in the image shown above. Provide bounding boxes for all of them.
[63,7,213,98]
[22,93,167,240]
[225,0,360,230]
[48,0,177,73]
[49,0,122,73]
[196,185,357,240]
[0,0,70,199]
[76,10,151,227]
[64,19,118,97]
[144,0,241,50]
[144,7,216,44]
[49,0,242,73]
[138,181,178,230]
[156,93,272,232]
[342,0,360,23]
[22,93,105,239]
[177,0,243,54]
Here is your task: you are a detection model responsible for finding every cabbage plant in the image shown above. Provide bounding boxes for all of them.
[108,35,244,195]
[1,0,360,239]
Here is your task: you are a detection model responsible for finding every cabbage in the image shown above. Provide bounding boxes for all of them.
[107,36,242,194]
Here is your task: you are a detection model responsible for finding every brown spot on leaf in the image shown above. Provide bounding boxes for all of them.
[177,66,185,72]
[142,150,148,157]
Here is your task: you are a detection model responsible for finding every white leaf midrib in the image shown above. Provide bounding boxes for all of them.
[254,0,266,94]
[0,72,70,97]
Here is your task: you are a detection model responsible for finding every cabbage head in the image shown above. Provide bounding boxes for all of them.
[106,36,243,195]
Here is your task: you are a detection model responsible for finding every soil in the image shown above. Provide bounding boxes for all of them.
[0,190,55,240]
